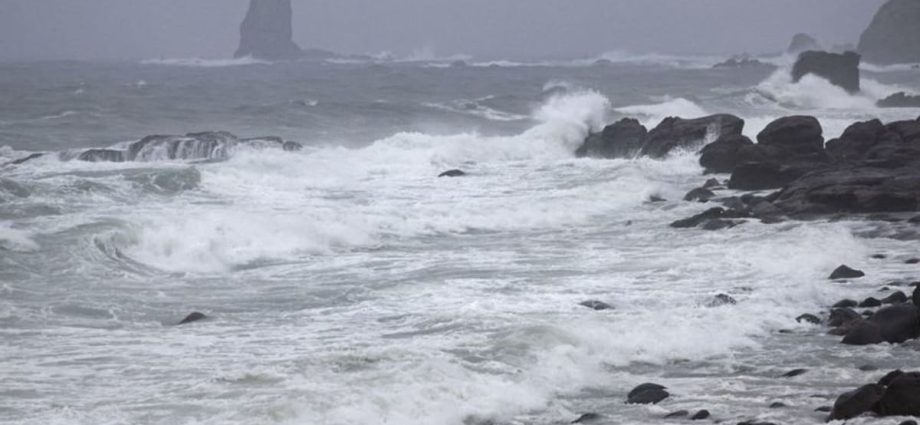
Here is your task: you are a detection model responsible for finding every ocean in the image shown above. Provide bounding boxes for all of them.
[1,54,919,425]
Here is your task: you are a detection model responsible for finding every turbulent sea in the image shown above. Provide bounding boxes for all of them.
[1,54,920,425]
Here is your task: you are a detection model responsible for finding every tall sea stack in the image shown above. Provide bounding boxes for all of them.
[234,0,304,60]
[858,0,920,64]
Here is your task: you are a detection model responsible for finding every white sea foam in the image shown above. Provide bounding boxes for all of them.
[615,97,709,129]
[140,57,270,67]
[0,222,39,252]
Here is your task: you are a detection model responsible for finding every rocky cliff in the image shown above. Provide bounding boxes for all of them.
[858,0,920,64]
[234,0,304,60]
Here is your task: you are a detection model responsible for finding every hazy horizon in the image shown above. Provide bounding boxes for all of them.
[0,0,886,61]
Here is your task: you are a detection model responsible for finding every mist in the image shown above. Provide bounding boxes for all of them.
[0,0,886,61]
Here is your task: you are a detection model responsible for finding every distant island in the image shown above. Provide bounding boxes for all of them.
[234,0,334,61]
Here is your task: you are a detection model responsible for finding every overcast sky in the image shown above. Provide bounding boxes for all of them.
[0,0,885,61]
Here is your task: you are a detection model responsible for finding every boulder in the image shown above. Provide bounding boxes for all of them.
[881,291,908,304]
[235,0,305,60]
[707,293,737,307]
[782,368,808,378]
[828,308,862,327]
[579,300,613,311]
[830,265,865,280]
[670,207,726,228]
[825,119,902,162]
[796,313,822,325]
[878,92,920,108]
[438,169,467,178]
[829,384,886,421]
[792,51,861,94]
[627,383,669,404]
[728,161,806,191]
[788,33,821,54]
[699,134,756,173]
[875,372,920,416]
[576,118,647,159]
[178,312,207,325]
[684,187,715,202]
[639,114,744,158]
[771,166,920,214]
[690,410,710,420]
[859,297,883,308]
[756,116,825,156]
[841,304,920,345]
[858,0,920,65]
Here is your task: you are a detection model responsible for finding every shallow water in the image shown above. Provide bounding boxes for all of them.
[1,56,920,425]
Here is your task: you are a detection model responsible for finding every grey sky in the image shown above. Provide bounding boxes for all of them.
[0,0,885,61]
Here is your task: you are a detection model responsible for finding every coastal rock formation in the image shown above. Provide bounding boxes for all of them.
[792,51,861,93]
[830,371,920,420]
[235,0,304,60]
[575,118,647,159]
[576,114,743,160]
[75,131,303,163]
[788,33,821,54]
[858,0,920,65]
[712,56,773,69]
[627,383,669,404]
[878,92,920,108]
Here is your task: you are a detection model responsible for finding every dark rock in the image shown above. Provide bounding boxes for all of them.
[875,372,920,416]
[756,116,825,156]
[772,166,920,215]
[881,291,908,304]
[713,56,771,69]
[737,421,777,425]
[691,410,710,420]
[699,134,756,174]
[815,406,832,412]
[872,254,887,259]
[703,178,722,188]
[707,293,737,307]
[900,421,919,425]
[828,308,862,327]
[878,92,920,108]
[627,383,670,404]
[282,141,303,151]
[572,413,603,424]
[796,313,822,325]
[769,402,786,408]
[236,0,308,60]
[639,114,745,159]
[700,219,742,231]
[913,215,920,224]
[670,207,724,228]
[859,297,883,308]
[833,299,858,308]
[579,300,613,311]
[842,304,920,345]
[782,368,808,378]
[8,152,44,165]
[728,161,804,191]
[825,119,902,162]
[178,312,207,325]
[879,370,905,387]
[914,285,920,306]
[438,169,467,178]
[664,410,689,419]
[830,265,865,280]
[792,51,861,93]
[907,258,920,264]
[859,364,880,371]
[858,0,920,65]
[684,187,716,203]
[649,195,667,203]
[828,384,886,420]
[78,149,126,163]
[576,118,648,159]
[788,33,821,54]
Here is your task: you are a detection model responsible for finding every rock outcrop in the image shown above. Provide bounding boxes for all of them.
[787,33,821,54]
[75,131,303,163]
[878,92,920,108]
[576,114,743,160]
[792,51,861,93]
[858,0,920,65]
[235,0,304,60]
[575,118,647,159]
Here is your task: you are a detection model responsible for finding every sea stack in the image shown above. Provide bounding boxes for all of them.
[858,0,920,64]
[787,33,821,55]
[792,51,861,93]
[235,0,304,60]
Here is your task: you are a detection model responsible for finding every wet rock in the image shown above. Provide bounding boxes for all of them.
[178,312,207,325]
[881,291,908,304]
[282,141,303,151]
[699,134,756,173]
[872,254,887,259]
[571,413,603,424]
[769,402,786,408]
[825,119,902,162]
[579,300,613,311]
[713,56,771,69]
[829,384,886,420]
[78,149,126,163]
[649,195,667,203]
[830,265,865,280]
[728,161,804,191]
[670,207,725,228]
[576,118,648,159]
[640,114,745,159]
[757,115,826,156]
[842,304,920,345]
[792,51,861,93]
[859,364,880,371]
[771,166,920,214]
[438,169,467,178]
[913,285,920,306]
[815,406,832,412]
[875,371,920,416]
[796,313,822,325]
[690,410,710,420]
[833,299,858,308]
[737,421,777,425]
[828,308,862,327]
[707,293,737,307]
[664,410,689,418]
[701,219,742,231]
[907,258,920,264]
[627,383,670,404]
[782,368,808,378]
[684,187,715,203]
[879,370,905,387]
[859,297,883,308]
[8,152,44,165]
[703,178,722,188]
[858,0,920,65]
[900,421,919,425]
[910,215,920,224]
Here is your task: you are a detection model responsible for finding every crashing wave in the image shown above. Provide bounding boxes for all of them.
[72,131,303,163]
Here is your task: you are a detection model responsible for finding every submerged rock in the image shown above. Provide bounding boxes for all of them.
[858,0,920,65]
[690,410,710,420]
[792,50,861,93]
[640,114,744,158]
[571,413,603,424]
[684,187,715,203]
[627,383,670,404]
[830,265,865,280]
[579,300,613,311]
[438,169,467,178]
[178,312,207,325]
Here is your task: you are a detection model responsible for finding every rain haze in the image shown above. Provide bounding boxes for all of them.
[0,0,886,61]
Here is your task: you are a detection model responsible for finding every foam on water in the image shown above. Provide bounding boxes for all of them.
[0,222,39,252]
[140,57,271,67]
[615,97,709,129]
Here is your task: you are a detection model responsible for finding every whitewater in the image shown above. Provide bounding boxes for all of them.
[1,57,920,425]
